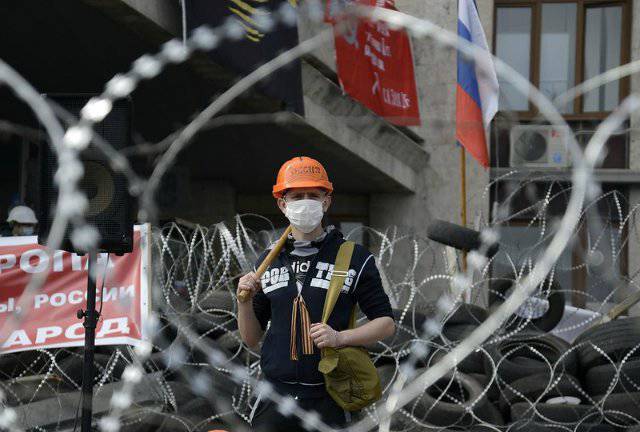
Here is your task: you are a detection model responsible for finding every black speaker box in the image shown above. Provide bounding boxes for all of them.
[39,94,133,254]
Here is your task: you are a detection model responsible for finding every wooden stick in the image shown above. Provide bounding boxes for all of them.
[237,225,292,303]
[603,289,640,322]
[460,147,468,231]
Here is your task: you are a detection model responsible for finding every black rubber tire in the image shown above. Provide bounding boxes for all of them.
[508,421,615,432]
[507,422,567,432]
[118,387,227,432]
[179,397,225,420]
[121,414,193,432]
[490,275,565,333]
[469,373,500,402]
[10,372,168,430]
[443,304,488,326]
[377,364,396,392]
[481,401,506,426]
[430,345,486,375]
[151,315,180,350]
[57,353,121,387]
[469,424,508,432]
[192,312,238,339]
[0,374,71,406]
[498,372,583,413]
[392,308,428,333]
[0,351,51,379]
[573,317,640,371]
[593,391,640,426]
[375,365,420,430]
[196,289,235,312]
[193,421,231,432]
[510,401,595,423]
[410,371,498,427]
[165,364,237,400]
[216,329,243,352]
[431,325,487,374]
[366,309,428,355]
[583,359,640,396]
[117,404,166,432]
[441,324,478,342]
[485,332,577,384]
[574,425,617,432]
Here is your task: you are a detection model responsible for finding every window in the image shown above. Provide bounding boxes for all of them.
[494,0,630,117]
[583,5,624,112]
[496,7,532,111]
[539,3,577,113]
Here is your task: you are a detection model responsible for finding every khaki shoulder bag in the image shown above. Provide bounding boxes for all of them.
[317,241,382,411]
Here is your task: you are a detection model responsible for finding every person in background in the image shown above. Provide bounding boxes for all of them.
[5,205,38,236]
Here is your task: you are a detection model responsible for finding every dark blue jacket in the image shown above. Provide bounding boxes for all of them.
[252,228,393,397]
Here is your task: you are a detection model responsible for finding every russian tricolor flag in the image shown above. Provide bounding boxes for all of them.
[456,0,499,167]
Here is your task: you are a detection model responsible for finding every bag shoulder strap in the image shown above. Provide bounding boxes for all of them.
[321,241,355,324]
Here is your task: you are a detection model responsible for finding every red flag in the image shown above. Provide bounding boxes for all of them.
[328,0,421,126]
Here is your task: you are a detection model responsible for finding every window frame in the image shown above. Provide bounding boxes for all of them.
[493,0,632,120]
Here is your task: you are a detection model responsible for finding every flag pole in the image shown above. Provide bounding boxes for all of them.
[460,146,470,302]
[460,146,468,230]
[460,145,467,240]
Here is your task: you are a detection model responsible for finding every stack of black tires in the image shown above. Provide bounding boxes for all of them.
[374,289,640,432]
[4,283,640,431]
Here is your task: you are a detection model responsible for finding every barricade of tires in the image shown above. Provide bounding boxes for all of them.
[373,292,640,432]
[4,284,640,431]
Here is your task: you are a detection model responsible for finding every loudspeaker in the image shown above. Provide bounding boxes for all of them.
[39,94,134,254]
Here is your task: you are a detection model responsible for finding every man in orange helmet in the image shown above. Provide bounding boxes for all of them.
[237,156,395,431]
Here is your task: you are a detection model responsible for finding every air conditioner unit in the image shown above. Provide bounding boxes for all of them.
[509,125,571,168]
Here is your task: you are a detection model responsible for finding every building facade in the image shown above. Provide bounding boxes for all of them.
[1,0,638,310]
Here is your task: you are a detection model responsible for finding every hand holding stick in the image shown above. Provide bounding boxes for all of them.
[237,226,292,303]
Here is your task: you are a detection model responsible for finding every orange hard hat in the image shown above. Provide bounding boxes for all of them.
[272,156,333,198]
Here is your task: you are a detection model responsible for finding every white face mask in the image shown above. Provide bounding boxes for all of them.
[16,226,35,236]
[284,199,325,233]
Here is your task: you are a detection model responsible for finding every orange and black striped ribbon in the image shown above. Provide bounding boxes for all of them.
[290,294,314,361]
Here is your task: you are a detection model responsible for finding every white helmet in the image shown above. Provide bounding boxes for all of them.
[7,206,38,224]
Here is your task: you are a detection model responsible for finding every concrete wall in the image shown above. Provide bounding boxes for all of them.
[297,7,336,71]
